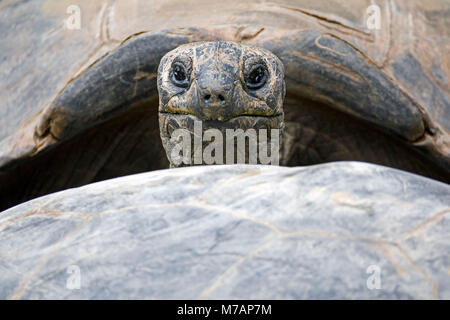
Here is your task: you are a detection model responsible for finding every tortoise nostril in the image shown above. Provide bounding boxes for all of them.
[203,93,226,104]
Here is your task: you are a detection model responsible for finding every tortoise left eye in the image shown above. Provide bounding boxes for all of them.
[245,65,268,90]
[170,63,189,88]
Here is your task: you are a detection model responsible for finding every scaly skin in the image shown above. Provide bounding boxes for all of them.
[157,41,285,166]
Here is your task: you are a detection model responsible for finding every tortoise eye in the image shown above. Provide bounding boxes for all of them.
[170,62,189,87]
[245,64,268,90]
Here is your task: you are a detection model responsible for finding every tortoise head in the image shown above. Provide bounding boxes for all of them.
[157,41,285,166]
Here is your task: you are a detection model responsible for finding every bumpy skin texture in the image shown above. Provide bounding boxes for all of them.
[157,41,285,166]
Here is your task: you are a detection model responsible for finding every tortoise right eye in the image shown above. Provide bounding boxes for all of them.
[170,62,189,88]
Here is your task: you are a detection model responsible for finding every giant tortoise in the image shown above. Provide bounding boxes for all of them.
[1,0,449,209]
[0,0,449,299]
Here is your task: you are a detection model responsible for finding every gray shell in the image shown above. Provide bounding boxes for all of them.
[0,162,449,299]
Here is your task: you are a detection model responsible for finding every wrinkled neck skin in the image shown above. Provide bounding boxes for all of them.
[157,41,286,167]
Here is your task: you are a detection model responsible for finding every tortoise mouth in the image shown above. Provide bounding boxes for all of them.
[158,111,283,129]
[0,94,449,212]
[158,110,282,122]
